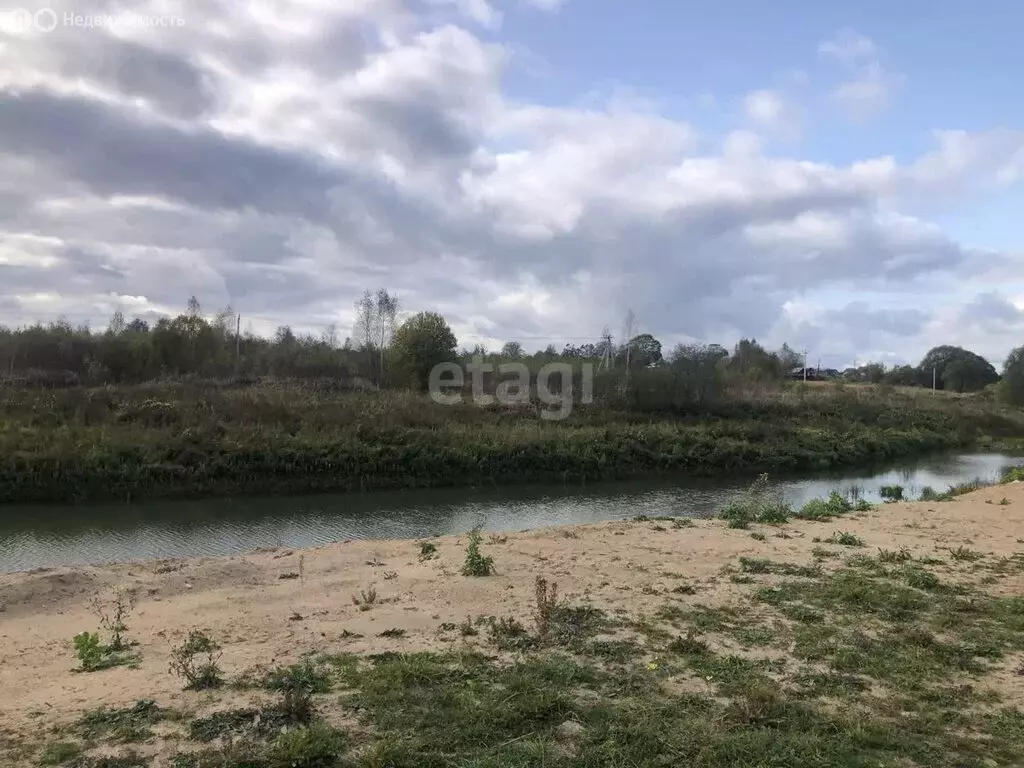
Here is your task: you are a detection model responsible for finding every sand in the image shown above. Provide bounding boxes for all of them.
[2,480,1023,757]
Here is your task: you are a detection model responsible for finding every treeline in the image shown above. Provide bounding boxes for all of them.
[1,294,1022,406]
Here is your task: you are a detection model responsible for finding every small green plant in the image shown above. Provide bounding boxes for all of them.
[673,518,695,529]
[671,583,697,594]
[383,571,398,580]
[879,485,904,502]
[378,627,406,638]
[459,616,479,636]
[462,524,494,577]
[904,567,941,591]
[750,532,766,541]
[853,498,873,511]
[169,630,223,690]
[418,541,437,560]
[999,497,1011,506]
[824,532,865,547]
[73,631,104,671]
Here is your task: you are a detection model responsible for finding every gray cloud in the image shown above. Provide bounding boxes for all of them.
[0,0,1021,363]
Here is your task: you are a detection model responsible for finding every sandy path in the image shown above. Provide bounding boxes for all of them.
[2,480,1023,743]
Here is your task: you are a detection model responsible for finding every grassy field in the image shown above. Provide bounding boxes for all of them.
[5,476,1024,767]
[2,380,1023,503]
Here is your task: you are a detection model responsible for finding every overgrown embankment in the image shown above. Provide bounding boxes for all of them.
[2,381,1022,503]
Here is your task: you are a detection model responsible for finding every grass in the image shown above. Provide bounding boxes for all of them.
[4,380,1022,504]
[19,550,1024,768]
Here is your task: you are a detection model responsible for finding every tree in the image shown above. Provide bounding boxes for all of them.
[777,343,802,372]
[353,288,400,385]
[918,346,999,393]
[623,333,663,368]
[1001,345,1024,406]
[391,312,458,390]
[884,364,917,387]
[500,341,523,359]
[107,310,126,336]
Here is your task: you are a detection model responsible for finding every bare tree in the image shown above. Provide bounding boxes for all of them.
[352,288,400,386]
[622,309,637,370]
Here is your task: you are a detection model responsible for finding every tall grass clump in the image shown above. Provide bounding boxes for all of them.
[719,474,792,528]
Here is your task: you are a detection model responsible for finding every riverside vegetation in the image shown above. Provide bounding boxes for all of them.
[3,377,1024,504]
[8,470,1024,767]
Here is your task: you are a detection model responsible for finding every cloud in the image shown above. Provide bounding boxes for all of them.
[819,28,901,120]
[0,0,1019,368]
[743,89,802,139]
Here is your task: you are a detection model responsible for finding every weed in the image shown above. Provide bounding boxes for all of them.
[774,530,793,539]
[719,474,793,527]
[948,546,984,562]
[263,660,331,695]
[919,486,952,502]
[824,532,866,547]
[383,571,398,580]
[739,557,821,578]
[486,617,536,651]
[352,586,378,610]
[730,574,754,584]
[462,524,494,577]
[378,628,406,638]
[878,546,912,563]
[668,629,709,655]
[269,723,346,768]
[459,616,478,637]
[811,546,841,559]
[89,588,136,652]
[533,576,559,641]
[169,630,223,690]
[75,700,169,743]
[39,741,83,765]
[487,534,508,544]
[750,532,766,541]
[418,541,437,560]
[671,583,697,594]
[797,492,853,520]
[903,567,942,591]
[672,518,695,529]
[999,497,1011,506]
[879,485,905,502]
[853,499,873,511]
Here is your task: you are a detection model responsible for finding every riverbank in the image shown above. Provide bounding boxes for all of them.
[2,481,1023,766]
[3,381,1023,504]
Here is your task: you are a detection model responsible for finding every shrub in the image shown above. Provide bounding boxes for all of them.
[796,492,852,520]
[719,474,792,528]
[462,524,494,577]
[824,532,865,547]
[418,541,437,560]
[879,485,904,502]
[169,630,223,690]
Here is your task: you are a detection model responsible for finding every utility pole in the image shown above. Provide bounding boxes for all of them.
[598,328,614,372]
[235,313,241,372]
[803,349,809,382]
[932,366,936,390]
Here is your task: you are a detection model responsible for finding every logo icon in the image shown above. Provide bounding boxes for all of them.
[0,7,32,33]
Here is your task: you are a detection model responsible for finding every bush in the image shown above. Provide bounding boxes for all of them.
[796,492,853,520]
[169,630,223,690]
[719,474,792,528]
[269,723,346,768]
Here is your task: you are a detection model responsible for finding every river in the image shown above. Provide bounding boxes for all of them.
[1,451,1020,572]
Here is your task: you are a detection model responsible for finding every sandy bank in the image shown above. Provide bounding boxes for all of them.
[2,480,1024,751]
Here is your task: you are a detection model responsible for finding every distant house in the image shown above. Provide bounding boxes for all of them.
[788,367,822,381]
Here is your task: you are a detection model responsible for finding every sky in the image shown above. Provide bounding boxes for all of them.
[1,0,1023,370]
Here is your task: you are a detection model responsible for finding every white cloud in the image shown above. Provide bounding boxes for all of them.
[819,28,901,120]
[0,0,1019,365]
